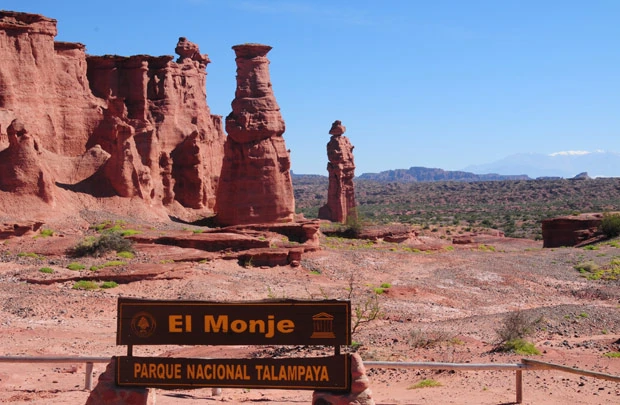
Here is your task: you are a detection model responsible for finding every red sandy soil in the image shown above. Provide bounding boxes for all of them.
[0,219,618,404]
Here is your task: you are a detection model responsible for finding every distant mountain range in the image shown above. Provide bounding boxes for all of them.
[357,167,530,182]
[293,150,620,182]
[464,150,620,179]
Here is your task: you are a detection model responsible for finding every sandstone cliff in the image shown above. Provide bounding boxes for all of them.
[0,11,225,219]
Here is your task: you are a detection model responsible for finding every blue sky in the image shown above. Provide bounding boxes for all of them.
[4,0,620,175]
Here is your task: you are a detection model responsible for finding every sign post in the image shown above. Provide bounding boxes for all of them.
[115,297,352,391]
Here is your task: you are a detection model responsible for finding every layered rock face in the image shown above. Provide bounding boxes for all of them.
[0,11,103,155]
[0,11,225,215]
[86,37,225,209]
[216,44,295,226]
[318,120,357,223]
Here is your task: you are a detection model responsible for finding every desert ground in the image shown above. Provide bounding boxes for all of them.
[0,215,618,405]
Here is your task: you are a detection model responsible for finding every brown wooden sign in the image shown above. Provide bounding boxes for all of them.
[116,355,351,391]
[116,297,351,346]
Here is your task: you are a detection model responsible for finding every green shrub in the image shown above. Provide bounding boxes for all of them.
[408,379,442,389]
[117,251,135,259]
[39,229,54,237]
[67,262,86,271]
[600,213,620,238]
[39,267,53,274]
[603,351,620,358]
[574,261,600,274]
[100,281,118,289]
[72,280,98,290]
[17,252,44,260]
[71,231,133,257]
[502,338,540,355]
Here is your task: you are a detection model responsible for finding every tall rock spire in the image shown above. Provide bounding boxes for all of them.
[216,44,295,225]
[319,120,357,223]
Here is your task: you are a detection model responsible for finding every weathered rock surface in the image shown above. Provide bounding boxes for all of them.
[216,44,295,226]
[319,120,357,223]
[0,11,225,217]
[0,120,56,203]
[541,213,603,248]
[86,37,225,210]
[0,11,104,155]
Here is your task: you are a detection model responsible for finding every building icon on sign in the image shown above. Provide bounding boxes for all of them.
[311,312,335,338]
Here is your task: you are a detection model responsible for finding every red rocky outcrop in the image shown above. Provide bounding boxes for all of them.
[0,10,225,216]
[216,44,295,226]
[86,38,225,210]
[318,120,357,223]
[541,213,604,248]
[0,11,103,155]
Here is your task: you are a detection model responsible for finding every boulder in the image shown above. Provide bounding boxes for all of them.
[541,213,603,248]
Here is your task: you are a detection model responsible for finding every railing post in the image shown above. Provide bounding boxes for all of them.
[84,362,94,390]
[515,369,523,403]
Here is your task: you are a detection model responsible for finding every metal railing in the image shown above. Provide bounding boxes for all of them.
[365,359,620,404]
[0,356,110,390]
[0,356,618,403]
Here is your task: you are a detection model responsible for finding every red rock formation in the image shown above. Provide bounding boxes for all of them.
[216,44,295,226]
[541,213,603,248]
[0,12,226,216]
[0,120,55,203]
[86,38,225,210]
[0,11,103,155]
[318,120,357,223]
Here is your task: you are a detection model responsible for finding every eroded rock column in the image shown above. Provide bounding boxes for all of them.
[216,44,295,226]
[318,120,357,223]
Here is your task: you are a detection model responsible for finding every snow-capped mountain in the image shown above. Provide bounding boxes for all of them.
[464,150,620,178]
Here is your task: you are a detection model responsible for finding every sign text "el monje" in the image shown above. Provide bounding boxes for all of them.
[116,298,351,346]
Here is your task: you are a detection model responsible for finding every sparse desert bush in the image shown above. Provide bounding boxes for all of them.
[39,267,53,274]
[408,379,442,389]
[347,276,383,334]
[496,311,536,344]
[70,231,133,257]
[575,259,620,280]
[72,280,98,290]
[100,281,118,289]
[38,229,54,238]
[502,338,540,355]
[408,327,454,349]
[117,251,135,259]
[90,261,126,271]
[67,262,85,271]
[17,252,44,260]
[496,311,540,354]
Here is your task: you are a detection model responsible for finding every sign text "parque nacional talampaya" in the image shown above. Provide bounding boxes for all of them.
[115,297,352,391]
